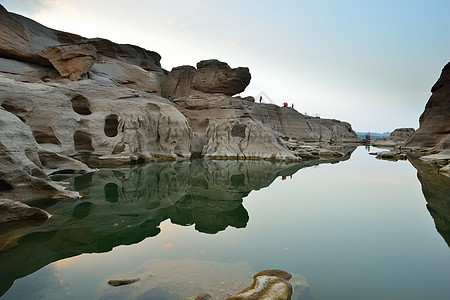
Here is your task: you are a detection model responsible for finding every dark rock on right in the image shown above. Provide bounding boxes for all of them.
[403,62,450,150]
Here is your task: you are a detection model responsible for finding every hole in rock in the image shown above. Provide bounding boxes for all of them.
[71,94,92,115]
[104,114,119,137]
[0,180,13,191]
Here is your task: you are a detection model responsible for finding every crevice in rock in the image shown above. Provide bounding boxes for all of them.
[104,114,119,137]
[71,94,92,115]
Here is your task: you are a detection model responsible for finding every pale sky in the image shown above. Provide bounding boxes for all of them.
[1,0,449,132]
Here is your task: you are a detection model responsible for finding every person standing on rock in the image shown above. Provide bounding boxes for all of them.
[259,96,262,103]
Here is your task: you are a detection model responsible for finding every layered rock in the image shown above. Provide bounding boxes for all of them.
[38,43,98,80]
[0,108,81,201]
[175,93,357,161]
[0,5,162,73]
[0,199,49,223]
[161,59,251,99]
[404,62,450,150]
[0,75,192,166]
[0,4,360,201]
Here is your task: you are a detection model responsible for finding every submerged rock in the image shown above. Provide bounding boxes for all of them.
[225,269,293,300]
[375,150,407,161]
[107,278,140,286]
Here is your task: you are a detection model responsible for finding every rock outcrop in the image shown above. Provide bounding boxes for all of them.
[161,59,251,99]
[0,4,360,201]
[404,62,450,150]
[372,128,416,148]
[0,199,49,223]
[0,108,82,201]
[39,43,98,80]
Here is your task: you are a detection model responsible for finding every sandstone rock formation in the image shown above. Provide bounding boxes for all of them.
[39,43,98,81]
[0,108,81,201]
[162,59,251,99]
[0,199,49,223]
[404,62,450,150]
[372,128,416,148]
[0,4,360,201]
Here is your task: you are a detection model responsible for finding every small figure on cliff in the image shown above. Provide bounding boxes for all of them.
[283,102,288,107]
[259,96,262,103]
[291,103,294,109]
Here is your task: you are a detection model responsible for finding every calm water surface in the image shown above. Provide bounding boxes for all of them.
[1,147,449,299]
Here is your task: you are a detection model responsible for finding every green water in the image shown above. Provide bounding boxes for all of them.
[1,147,449,299]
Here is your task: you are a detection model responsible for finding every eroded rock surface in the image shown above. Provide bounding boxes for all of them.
[0,4,359,201]
[39,44,98,80]
[162,59,251,99]
[404,62,450,150]
[0,199,49,223]
[372,128,416,148]
[0,108,81,201]
[226,269,293,300]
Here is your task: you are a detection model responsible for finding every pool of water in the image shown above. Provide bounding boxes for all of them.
[1,146,449,299]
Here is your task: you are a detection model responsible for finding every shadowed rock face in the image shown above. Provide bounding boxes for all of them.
[0,156,355,297]
[404,62,450,150]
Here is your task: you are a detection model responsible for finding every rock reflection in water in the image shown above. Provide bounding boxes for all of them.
[408,154,450,247]
[0,153,355,297]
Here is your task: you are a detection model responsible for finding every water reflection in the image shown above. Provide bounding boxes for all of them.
[0,152,355,297]
[408,154,450,247]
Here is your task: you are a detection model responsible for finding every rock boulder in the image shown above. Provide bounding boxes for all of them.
[162,59,251,100]
[39,44,98,80]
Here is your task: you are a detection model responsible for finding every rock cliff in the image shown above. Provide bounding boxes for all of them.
[0,4,359,201]
[404,62,450,150]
